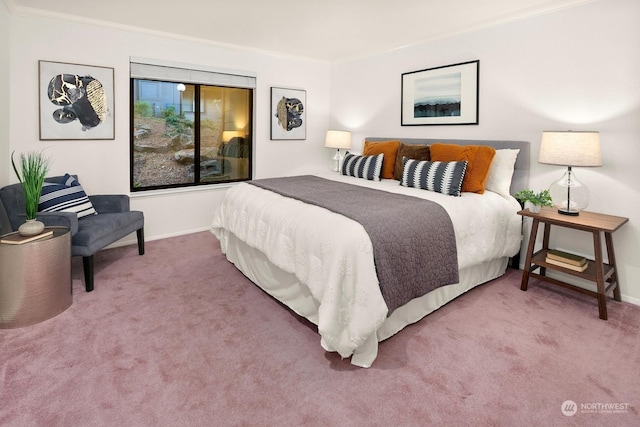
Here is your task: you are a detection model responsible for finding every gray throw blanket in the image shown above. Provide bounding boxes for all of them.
[248,175,459,314]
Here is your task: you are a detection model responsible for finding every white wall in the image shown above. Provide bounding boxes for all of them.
[8,14,331,241]
[329,0,640,303]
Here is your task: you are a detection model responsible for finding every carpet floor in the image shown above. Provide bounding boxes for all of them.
[1,231,638,426]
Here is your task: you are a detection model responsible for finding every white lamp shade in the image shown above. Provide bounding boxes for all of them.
[324,130,352,149]
[539,131,602,167]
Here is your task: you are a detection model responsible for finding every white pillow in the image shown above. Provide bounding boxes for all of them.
[485,149,519,198]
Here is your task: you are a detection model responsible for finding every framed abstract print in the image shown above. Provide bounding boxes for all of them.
[270,87,306,140]
[39,60,115,140]
[401,60,479,126]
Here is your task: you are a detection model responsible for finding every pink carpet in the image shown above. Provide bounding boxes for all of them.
[1,231,638,426]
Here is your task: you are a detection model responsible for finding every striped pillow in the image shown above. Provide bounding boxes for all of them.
[341,152,384,181]
[401,159,468,196]
[39,175,97,218]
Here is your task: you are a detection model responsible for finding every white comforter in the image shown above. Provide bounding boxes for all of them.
[210,172,522,362]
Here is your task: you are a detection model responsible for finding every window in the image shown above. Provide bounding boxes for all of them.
[130,59,255,191]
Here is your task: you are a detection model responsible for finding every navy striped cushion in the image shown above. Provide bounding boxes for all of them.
[401,159,468,196]
[39,175,97,218]
[341,152,384,181]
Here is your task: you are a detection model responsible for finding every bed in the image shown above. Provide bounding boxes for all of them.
[210,137,530,367]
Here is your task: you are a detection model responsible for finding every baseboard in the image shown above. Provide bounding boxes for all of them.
[622,294,640,307]
[105,226,211,249]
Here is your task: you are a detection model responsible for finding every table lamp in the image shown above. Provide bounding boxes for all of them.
[324,130,352,172]
[538,130,601,215]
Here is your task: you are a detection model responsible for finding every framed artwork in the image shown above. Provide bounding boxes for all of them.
[270,87,306,140]
[401,60,479,126]
[39,60,115,140]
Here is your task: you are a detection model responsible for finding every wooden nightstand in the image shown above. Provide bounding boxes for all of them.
[518,207,629,320]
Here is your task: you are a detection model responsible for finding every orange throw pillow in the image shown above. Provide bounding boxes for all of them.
[363,140,401,179]
[430,143,496,194]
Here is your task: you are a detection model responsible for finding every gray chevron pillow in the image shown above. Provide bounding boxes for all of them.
[400,159,468,197]
[341,152,384,181]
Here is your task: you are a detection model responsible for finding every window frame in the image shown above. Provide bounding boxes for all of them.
[129,59,255,192]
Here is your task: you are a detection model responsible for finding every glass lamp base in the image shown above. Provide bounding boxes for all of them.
[330,149,344,172]
[548,167,590,216]
[557,208,580,216]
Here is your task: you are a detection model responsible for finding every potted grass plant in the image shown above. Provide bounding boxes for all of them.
[11,151,50,236]
[514,189,553,213]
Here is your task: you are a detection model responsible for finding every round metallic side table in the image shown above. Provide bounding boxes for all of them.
[0,226,72,328]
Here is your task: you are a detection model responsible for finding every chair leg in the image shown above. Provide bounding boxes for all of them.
[137,228,145,255]
[83,255,94,292]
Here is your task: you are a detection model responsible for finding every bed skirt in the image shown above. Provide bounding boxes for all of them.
[220,231,509,368]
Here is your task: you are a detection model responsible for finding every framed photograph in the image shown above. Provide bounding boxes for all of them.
[270,87,306,140]
[401,60,479,126]
[39,60,115,140]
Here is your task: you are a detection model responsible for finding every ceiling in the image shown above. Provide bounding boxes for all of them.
[8,0,592,62]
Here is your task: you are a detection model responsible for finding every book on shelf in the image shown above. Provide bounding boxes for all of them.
[546,249,587,266]
[545,256,588,272]
[0,230,54,245]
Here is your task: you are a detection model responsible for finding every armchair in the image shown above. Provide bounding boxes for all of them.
[0,175,144,292]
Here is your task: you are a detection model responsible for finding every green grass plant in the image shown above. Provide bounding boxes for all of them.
[11,151,50,220]
[514,189,553,207]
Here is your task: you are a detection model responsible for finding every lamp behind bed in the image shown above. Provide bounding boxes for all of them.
[325,130,352,172]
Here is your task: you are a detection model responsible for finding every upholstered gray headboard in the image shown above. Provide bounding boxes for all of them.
[364,137,530,196]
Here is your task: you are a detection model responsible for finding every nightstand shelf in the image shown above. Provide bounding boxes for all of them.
[531,250,615,281]
[519,207,629,320]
